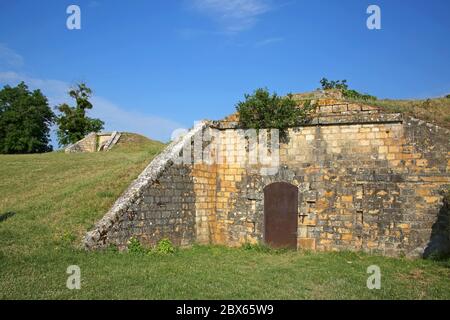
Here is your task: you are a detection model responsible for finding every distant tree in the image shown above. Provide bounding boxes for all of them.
[55,83,104,146]
[319,78,377,101]
[446,94,450,99]
[320,78,348,91]
[236,88,316,134]
[0,82,55,154]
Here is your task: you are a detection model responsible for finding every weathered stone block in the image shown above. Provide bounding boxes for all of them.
[299,238,316,250]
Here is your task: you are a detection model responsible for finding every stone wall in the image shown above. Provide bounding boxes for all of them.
[103,165,196,249]
[65,132,121,153]
[212,118,450,257]
[65,132,97,153]
[83,122,207,249]
[84,101,450,258]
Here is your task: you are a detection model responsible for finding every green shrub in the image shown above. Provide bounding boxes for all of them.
[127,237,146,255]
[241,243,292,254]
[320,78,348,91]
[445,94,450,99]
[236,88,316,131]
[342,89,377,101]
[127,237,176,255]
[241,243,271,253]
[319,78,377,101]
[154,238,176,255]
[105,244,119,253]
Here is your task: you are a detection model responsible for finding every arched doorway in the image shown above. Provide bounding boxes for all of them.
[264,182,298,249]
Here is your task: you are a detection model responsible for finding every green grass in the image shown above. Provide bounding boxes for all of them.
[348,96,450,129]
[1,245,449,300]
[0,133,164,256]
[1,133,450,300]
[294,91,450,129]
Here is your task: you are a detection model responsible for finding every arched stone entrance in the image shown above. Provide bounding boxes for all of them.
[263,182,298,249]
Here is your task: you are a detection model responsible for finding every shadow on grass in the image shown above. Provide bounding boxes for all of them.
[0,211,15,223]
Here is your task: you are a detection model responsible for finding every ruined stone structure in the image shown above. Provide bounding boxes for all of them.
[65,131,122,153]
[84,96,450,258]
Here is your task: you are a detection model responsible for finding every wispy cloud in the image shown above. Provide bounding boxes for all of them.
[254,37,284,47]
[0,72,183,143]
[89,97,183,142]
[0,71,68,104]
[191,0,272,33]
[0,44,24,68]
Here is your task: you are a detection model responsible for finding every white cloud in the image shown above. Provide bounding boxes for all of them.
[0,72,182,143]
[0,71,68,105]
[191,0,271,33]
[254,37,284,47]
[0,44,24,68]
[89,96,183,142]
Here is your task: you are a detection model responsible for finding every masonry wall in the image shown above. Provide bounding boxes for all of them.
[211,118,450,257]
[65,133,97,153]
[192,163,218,244]
[83,123,208,250]
[84,106,450,258]
[104,165,197,249]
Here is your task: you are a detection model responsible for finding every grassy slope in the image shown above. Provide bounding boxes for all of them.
[350,97,450,129]
[295,92,450,128]
[1,133,449,300]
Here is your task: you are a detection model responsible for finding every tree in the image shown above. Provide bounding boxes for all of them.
[55,83,104,146]
[320,78,348,91]
[236,88,316,132]
[0,82,55,154]
[319,78,377,101]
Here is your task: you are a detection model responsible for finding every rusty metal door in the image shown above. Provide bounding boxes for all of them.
[264,182,298,249]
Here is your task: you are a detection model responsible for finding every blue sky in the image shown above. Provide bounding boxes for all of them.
[0,0,449,144]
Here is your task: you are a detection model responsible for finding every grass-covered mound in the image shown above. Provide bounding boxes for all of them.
[0,133,164,257]
[352,96,450,129]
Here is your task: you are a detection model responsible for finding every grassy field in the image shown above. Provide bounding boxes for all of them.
[1,133,450,300]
